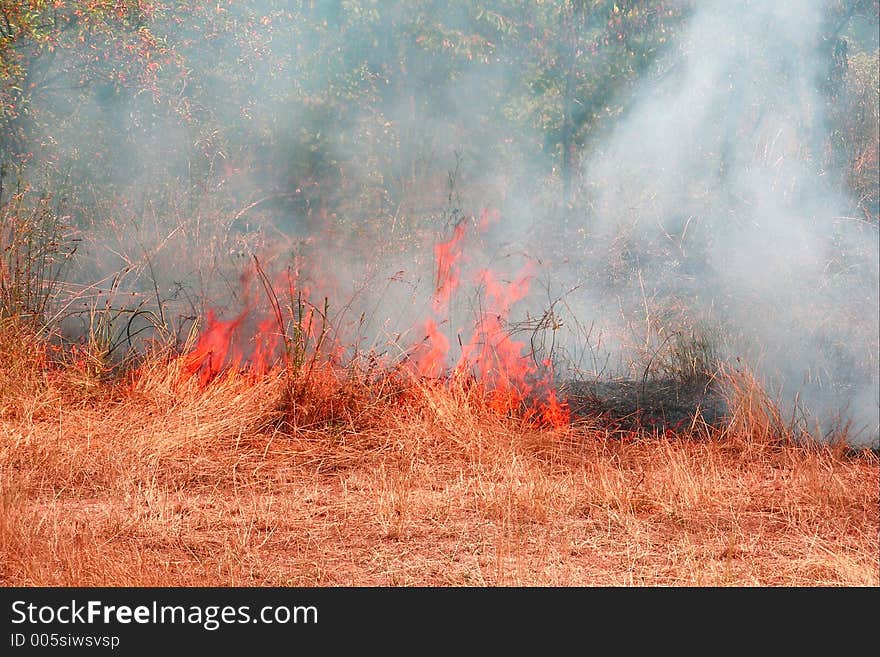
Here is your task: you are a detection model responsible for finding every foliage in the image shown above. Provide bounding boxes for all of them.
[830,48,879,221]
[0,0,876,353]
[0,170,74,329]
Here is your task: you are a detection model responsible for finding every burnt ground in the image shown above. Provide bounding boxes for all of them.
[561,377,728,432]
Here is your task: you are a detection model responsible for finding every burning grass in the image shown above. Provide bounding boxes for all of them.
[0,325,877,587]
[1,210,877,587]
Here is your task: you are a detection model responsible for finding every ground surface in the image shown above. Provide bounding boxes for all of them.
[1,360,876,587]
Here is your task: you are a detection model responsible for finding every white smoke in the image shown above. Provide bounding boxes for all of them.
[569,0,879,444]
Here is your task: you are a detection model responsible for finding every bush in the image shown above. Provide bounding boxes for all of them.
[0,176,75,330]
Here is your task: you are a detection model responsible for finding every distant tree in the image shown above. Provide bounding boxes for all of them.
[0,1,180,164]
[493,0,688,224]
[1,0,873,229]
[822,0,880,220]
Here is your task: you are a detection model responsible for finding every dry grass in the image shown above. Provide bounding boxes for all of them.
[0,335,877,587]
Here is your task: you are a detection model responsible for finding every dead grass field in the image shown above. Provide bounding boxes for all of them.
[0,330,877,587]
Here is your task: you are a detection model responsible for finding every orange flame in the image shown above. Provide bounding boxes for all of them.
[179,214,569,429]
[535,359,570,428]
[181,308,247,385]
[250,315,280,376]
[433,221,466,315]
[411,319,450,378]
[478,207,500,233]
[456,264,535,415]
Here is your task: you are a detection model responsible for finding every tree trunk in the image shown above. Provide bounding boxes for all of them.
[560,1,581,228]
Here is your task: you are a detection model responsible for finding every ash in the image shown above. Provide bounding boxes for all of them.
[561,377,728,432]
